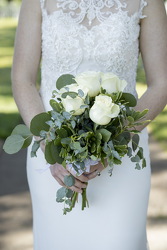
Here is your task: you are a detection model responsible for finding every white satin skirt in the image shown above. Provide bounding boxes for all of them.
[27,128,151,250]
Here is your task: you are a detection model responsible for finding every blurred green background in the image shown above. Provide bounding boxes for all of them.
[0,0,167,151]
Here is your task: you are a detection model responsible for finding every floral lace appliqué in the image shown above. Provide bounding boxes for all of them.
[57,0,127,25]
[39,0,148,110]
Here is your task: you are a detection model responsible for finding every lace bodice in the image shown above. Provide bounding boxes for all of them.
[39,0,148,110]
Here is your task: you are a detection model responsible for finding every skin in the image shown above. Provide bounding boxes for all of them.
[12,0,167,193]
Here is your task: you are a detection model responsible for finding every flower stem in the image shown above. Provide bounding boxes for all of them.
[82,187,88,210]
[70,191,78,211]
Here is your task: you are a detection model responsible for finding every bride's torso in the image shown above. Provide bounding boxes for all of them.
[39,0,147,110]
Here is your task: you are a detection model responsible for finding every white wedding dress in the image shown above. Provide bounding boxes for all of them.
[27,0,151,249]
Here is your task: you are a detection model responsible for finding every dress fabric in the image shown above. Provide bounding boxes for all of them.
[27,0,151,249]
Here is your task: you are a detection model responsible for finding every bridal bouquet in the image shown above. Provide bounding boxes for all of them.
[3,71,149,214]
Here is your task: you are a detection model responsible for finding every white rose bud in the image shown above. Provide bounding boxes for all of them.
[89,95,120,125]
[75,71,101,97]
[101,72,127,94]
[60,83,88,115]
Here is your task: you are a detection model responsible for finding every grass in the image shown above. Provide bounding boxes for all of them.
[0,17,167,151]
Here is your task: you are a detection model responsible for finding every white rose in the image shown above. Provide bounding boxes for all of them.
[60,83,88,115]
[89,95,120,125]
[75,71,101,97]
[101,73,127,94]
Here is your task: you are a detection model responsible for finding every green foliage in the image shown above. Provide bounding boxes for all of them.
[121,93,137,107]
[45,141,63,165]
[64,175,75,187]
[30,112,51,136]
[56,74,75,90]
[3,124,32,154]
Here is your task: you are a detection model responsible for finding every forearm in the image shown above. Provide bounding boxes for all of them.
[12,80,45,128]
[134,84,167,131]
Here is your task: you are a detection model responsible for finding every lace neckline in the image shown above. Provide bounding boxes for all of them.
[56,0,127,26]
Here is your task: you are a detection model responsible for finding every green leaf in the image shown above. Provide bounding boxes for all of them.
[132,134,140,151]
[45,141,63,164]
[97,129,112,142]
[131,155,140,162]
[30,113,51,136]
[127,116,134,123]
[140,109,149,117]
[62,112,71,120]
[71,120,76,129]
[80,105,89,109]
[50,99,62,112]
[11,124,32,148]
[31,141,40,157]
[78,89,84,98]
[56,128,68,138]
[127,147,132,157]
[115,132,130,145]
[142,158,146,168]
[137,147,143,159]
[61,91,78,99]
[121,93,137,107]
[56,187,67,200]
[65,199,72,206]
[64,175,75,187]
[135,163,141,170]
[66,189,73,198]
[112,150,121,160]
[3,135,25,154]
[61,137,71,144]
[56,74,75,90]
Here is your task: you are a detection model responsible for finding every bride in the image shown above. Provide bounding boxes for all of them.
[12,0,167,249]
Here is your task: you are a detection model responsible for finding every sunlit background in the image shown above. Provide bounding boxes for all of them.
[0,1,167,249]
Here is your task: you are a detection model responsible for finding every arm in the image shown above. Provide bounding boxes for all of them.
[87,0,167,179]
[12,0,88,191]
[136,0,167,130]
[12,0,45,128]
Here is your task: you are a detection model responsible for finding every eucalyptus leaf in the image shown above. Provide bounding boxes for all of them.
[63,111,71,120]
[30,112,51,136]
[64,175,75,187]
[61,92,78,99]
[142,158,146,168]
[78,89,84,98]
[65,199,72,206]
[45,141,63,164]
[112,150,121,160]
[31,140,40,157]
[50,99,62,112]
[61,137,71,144]
[135,163,141,170]
[131,155,140,163]
[56,187,67,200]
[127,147,132,157]
[56,74,75,90]
[121,93,137,107]
[97,129,112,142]
[56,128,68,138]
[3,135,25,154]
[66,189,73,198]
[132,134,140,151]
[71,120,76,129]
[11,124,32,148]
[137,147,143,159]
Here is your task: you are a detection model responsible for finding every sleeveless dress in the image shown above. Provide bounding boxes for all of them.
[27,1,151,249]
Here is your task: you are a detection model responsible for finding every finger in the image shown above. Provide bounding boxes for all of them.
[87,170,100,180]
[67,169,89,183]
[61,173,87,191]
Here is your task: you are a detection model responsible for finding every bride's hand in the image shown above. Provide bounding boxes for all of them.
[50,164,89,193]
[85,161,107,180]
